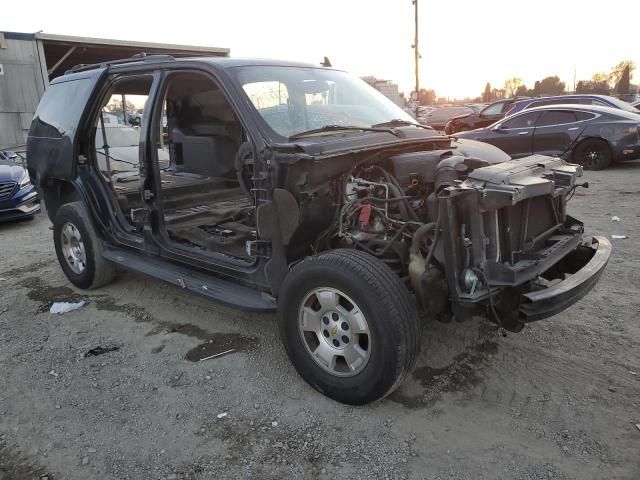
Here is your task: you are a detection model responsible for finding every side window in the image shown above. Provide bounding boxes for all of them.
[32,78,93,139]
[481,102,505,116]
[95,76,153,178]
[575,111,596,121]
[500,101,514,113]
[536,110,578,127]
[502,112,540,129]
[591,99,609,107]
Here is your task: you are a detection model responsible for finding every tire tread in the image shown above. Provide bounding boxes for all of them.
[280,248,421,403]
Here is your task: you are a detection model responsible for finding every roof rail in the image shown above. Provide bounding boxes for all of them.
[65,52,183,74]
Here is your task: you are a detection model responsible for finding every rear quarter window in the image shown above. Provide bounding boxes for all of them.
[31,78,94,138]
[28,72,101,182]
[575,111,596,121]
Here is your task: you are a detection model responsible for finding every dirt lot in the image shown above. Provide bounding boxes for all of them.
[1,162,639,480]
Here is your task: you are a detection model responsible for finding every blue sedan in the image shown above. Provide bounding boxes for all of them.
[0,150,41,222]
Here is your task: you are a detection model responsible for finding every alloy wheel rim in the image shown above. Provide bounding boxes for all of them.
[298,287,371,377]
[60,222,86,274]
[582,146,604,168]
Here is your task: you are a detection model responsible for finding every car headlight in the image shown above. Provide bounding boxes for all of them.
[19,172,31,189]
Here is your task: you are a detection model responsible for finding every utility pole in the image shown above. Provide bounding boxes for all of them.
[121,93,127,125]
[412,0,420,117]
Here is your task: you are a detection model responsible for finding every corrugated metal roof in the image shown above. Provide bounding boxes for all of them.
[33,33,229,56]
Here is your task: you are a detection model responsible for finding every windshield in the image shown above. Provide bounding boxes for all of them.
[0,158,17,166]
[604,96,640,113]
[96,125,141,148]
[0,151,20,167]
[231,66,415,138]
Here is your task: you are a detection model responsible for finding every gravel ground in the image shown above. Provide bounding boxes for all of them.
[1,161,639,480]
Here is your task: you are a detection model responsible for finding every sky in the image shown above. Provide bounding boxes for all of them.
[3,0,639,99]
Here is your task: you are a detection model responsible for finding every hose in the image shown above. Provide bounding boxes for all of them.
[424,213,441,268]
[368,165,419,221]
[434,155,465,192]
[471,267,507,337]
[410,222,436,255]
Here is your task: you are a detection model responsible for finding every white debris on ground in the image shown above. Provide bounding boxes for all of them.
[49,301,85,314]
[611,216,621,222]
[216,412,228,419]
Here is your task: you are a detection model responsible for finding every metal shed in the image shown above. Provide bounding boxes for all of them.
[0,31,229,148]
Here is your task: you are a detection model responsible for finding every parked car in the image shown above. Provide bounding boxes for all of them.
[504,94,640,116]
[95,124,170,175]
[632,100,640,110]
[27,55,610,404]
[0,149,40,222]
[455,104,640,170]
[445,98,528,134]
[421,105,478,130]
[127,112,144,126]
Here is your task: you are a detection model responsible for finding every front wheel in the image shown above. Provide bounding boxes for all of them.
[278,249,421,405]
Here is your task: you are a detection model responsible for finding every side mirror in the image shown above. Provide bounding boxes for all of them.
[492,125,504,132]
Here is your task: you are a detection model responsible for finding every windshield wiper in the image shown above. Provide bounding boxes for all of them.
[372,119,433,130]
[289,124,399,140]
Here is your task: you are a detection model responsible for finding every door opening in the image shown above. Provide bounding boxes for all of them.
[155,71,256,260]
[93,75,154,229]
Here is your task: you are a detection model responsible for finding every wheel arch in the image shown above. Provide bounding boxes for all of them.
[571,136,612,159]
[40,179,82,223]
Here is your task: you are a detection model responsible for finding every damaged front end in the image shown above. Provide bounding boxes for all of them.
[294,140,609,333]
[431,155,611,331]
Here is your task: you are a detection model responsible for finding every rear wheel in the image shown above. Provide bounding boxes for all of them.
[53,202,116,289]
[278,249,421,405]
[573,139,611,170]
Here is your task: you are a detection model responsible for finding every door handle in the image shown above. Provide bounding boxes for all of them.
[518,131,529,135]
[567,127,579,131]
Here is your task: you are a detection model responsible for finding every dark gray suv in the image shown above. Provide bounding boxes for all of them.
[27,54,610,404]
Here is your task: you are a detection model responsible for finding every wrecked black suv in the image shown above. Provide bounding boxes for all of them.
[27,55,610,404]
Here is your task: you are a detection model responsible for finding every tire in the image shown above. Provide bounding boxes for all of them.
[53,202,116,290]
[278,249,421,405]
[572,139,612,170]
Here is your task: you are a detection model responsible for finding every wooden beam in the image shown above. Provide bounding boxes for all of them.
[47,45,77,76]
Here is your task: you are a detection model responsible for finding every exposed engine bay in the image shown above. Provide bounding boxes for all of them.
[307,147,598,332]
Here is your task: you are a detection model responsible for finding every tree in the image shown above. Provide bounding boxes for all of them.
[515,84,529,97]
[591,72,609,86]
[609,60,635,86]
[105,98,136,114]
[417,88,436,106]
[483,82,492,102]
[531,76,565,96]
[616,64,631,94]
[504,77,524,97]
[491,88,506,100]
[576,79,610,95]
